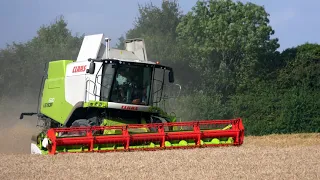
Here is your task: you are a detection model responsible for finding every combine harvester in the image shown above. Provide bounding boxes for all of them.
[20,34,244,155]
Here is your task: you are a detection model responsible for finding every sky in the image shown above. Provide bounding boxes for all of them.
[0,0,320,51]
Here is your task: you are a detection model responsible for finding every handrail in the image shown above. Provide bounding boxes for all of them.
[85,75,111,102]
[85,79,100,101]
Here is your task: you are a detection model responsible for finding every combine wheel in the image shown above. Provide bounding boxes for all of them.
[30,133,43,154]
[71,119,91,136]
[71,119,91,127]
[59,119,91,137]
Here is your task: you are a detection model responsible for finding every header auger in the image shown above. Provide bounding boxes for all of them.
[20,34,244,155]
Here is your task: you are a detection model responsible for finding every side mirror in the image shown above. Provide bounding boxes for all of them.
[87,61,95,74]
[169,70,174,83]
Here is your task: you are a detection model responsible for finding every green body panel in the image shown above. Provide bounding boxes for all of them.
[100,118,149,134]
[40,60,74,124]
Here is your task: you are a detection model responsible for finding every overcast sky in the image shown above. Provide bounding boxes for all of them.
[1,0,319,51]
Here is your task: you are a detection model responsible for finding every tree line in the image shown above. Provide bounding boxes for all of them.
[0,0,319,135]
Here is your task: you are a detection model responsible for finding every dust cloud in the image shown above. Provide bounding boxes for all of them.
[0,96,41,154]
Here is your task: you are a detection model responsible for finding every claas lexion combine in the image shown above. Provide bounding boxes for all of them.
[20,34,244,155]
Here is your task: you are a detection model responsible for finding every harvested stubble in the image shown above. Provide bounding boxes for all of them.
[0,121,319,180]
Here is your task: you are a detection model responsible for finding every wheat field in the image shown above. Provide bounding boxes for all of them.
[0,116,319,180]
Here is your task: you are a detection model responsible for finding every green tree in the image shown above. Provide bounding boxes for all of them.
[231,43,320,135]
[117,0,199,88]
[126,1,182,61]
[276,43,320,133]
[176,0,280,99]
[278,43,320,90]
[124,0,183,62]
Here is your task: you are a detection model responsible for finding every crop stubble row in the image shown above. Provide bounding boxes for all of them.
[0,122,319,180]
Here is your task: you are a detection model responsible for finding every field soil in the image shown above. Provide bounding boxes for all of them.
[0,100,319,180]
[0,115,319,180]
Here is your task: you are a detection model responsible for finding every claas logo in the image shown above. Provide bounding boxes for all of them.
[121,105,138,111]
[72,65,87,73]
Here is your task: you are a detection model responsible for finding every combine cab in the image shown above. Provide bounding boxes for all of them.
[20,34,244,155]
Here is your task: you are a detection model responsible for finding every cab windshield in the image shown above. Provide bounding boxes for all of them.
[109,64,153,105]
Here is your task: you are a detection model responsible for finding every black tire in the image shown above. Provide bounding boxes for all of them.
[71,119,91,127]
[69,119,91,136]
